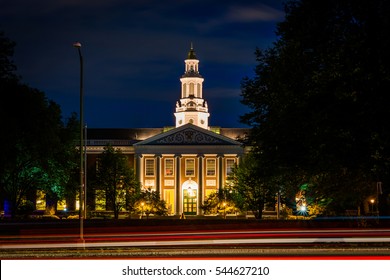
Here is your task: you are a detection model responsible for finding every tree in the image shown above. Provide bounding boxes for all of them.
[201,187,243,217]
[227,154,278,219]
[0,84,79,217]
[0,33,79,218]
[0,31,18,81]
[131,188,168,218]
[240,0,390,215]
[93,145,140,219]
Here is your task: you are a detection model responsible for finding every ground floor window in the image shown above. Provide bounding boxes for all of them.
[95,189,106,210]
[164,189,175,215]
[36,190,46,210]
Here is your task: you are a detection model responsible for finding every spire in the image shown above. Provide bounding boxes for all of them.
[187,43,197,59]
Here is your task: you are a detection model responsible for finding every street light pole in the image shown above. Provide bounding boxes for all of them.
[84,123,87,219]
[73,42,84,244]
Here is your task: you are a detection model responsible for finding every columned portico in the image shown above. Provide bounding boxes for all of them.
[155,154,161,193]
[218,155,223,191]
[175,154,181,215]
[133,124,245,216]
[198,154,204,215]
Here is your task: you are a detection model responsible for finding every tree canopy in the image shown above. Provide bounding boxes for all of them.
[240,0,390,214]
[91,145,140,219]
[0,32,79,217]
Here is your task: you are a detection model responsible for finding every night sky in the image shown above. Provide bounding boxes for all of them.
[1,0,285,128]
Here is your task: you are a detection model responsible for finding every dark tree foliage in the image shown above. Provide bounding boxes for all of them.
[240,0,390,214]
[0,32,79,217]
[0,32,18,81]
[92,145,141,219]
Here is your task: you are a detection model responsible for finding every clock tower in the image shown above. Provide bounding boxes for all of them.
[174,44,210,129]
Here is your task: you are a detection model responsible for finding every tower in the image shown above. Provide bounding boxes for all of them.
[174,44,210,129]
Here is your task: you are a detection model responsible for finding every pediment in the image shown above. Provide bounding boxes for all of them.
[134,124,241,146]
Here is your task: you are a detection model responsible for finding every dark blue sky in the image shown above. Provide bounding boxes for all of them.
[1,0,285,128]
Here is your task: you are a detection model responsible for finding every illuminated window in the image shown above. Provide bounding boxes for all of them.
[36,190,46,210]
[164,189,175,215]
[95,190,106,210]
[226,158,236,176]
[57,200,67,211]
[165,158,174,176]
[185,158,195,177]
[206,159,216,176]
[145,159,155,176]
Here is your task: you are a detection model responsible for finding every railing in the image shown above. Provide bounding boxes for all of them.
[86,140,135,146]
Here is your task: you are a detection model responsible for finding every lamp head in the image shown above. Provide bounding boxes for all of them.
[73,42,82,48]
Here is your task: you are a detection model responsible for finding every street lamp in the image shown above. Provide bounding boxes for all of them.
[370,199,375,215]
[73,42,84,244]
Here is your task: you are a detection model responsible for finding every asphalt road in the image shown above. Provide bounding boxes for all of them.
[1,219,390,258]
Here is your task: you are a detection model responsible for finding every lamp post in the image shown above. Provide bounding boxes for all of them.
[370,199,375,215]
[73,42,84,244]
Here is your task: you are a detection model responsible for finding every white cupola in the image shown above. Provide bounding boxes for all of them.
[174,44,210,129]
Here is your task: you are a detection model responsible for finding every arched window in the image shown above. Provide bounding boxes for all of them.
[189,83,194,95]
[197,83,201,97]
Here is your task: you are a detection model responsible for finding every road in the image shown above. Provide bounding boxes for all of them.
[1,220,390,258]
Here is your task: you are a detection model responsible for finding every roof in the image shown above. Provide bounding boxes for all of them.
[187,45,197,59]
[86,126,249,147]
[134,123,242,146]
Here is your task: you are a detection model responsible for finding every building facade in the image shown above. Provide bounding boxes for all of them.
[86,46,249,216]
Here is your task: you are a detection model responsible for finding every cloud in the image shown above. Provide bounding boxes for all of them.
[226,4,284,22]
[0,0,118,16]
[0,0,283,128]
[198,3,284,32]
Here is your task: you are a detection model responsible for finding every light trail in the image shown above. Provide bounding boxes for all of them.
[5,228,390,240]
[1,229,390,249]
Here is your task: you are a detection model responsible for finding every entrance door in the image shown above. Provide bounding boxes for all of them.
[183,189,197,215]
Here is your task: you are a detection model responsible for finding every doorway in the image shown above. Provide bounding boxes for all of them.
[182,179,198,215]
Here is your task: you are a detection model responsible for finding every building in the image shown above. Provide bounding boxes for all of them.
[86,45,249,216]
